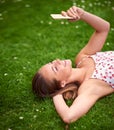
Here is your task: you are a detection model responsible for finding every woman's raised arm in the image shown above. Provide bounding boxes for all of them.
[62,6,110,59]
[79,9,110,56]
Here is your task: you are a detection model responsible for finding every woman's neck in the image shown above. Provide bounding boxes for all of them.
[67,68,85,84]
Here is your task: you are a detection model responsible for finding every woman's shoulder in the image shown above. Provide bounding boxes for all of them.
[75,53,88,65]
[75,50,114,66]
[75,51,92,67]
[75,48,96,65]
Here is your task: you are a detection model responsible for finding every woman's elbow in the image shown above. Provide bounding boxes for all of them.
[105,21,110,32]
[99,22,110,34]
[62,115,76,124]
[63,117,71,124]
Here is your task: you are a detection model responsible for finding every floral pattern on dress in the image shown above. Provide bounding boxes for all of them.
[90,51,114,88]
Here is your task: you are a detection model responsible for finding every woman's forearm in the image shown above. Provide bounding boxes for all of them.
[53,94,70,122]
[81,11,110,32]
[53,93,98,124]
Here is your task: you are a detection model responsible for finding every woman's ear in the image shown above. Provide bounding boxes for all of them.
[60,80,66,88]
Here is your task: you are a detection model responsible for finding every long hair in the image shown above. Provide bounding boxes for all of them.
[32,72,79,100]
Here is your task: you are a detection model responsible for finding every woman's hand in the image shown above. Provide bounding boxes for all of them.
[61,6,84,22]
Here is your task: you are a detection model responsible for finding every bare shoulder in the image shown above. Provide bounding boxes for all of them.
[75,52,88,65]
[75,49,93,65]
[78,79,114,98]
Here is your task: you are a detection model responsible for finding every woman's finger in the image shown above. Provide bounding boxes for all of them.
[72,6,80,19]
[61,11,67,17]
[67,10,76,18]
[67,7,80,19]
[69,7,76,16]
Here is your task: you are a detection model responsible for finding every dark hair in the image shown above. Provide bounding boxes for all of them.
[32,72,79,100]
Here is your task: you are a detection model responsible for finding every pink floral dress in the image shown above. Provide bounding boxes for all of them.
[90,51,114,88]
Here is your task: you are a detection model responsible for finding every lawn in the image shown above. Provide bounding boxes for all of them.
[0,0,114,130]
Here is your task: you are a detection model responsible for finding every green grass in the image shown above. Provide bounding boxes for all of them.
[0,0,114,130]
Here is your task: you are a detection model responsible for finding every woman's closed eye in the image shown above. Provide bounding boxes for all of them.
[52,66,58,73]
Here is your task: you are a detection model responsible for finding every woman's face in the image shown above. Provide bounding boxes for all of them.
[39,59,72,83]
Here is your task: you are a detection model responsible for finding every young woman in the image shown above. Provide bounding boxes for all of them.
[32,6,114,125]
